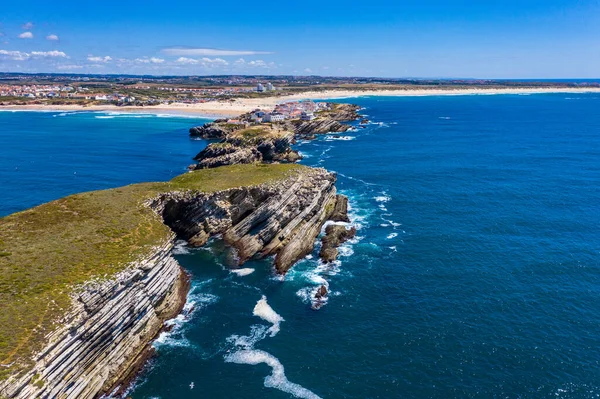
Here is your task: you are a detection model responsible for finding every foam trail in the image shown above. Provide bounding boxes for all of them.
[253,296,284,336]
[225,350,322,399]
[231,268,255,277]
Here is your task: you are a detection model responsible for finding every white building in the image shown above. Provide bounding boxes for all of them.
[256,83,265,92]
[301,111,316,121]
[266,83,274,91]
[264,112,285,123]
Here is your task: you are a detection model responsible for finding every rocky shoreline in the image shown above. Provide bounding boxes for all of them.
[0,101,362,398]
[188,102,360,170]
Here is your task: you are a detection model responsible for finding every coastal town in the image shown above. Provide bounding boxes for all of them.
[0,82,280,106]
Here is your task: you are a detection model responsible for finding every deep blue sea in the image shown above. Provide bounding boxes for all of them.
[2,94,600,399]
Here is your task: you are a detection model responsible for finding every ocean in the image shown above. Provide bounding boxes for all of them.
[2,94,600,399]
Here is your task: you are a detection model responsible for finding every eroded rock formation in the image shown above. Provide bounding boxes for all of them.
[154,167,338,273]
[0,166,342,398]
[0,239,188,399]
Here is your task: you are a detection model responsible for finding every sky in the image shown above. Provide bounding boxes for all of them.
[0,0,599,78]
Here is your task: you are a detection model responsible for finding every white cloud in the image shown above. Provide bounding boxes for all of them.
[0,50,29,61]
[22,22,34,30]
[175,57,228,67]
[0,49,68,61]
[234,58,276,69]
[87,55,112,63]
[304,68,313,73]
[134,57,165,64]
[46,34,59,41]
[19,32,33,39]
[31,51,68,58]
[162,47,272,57]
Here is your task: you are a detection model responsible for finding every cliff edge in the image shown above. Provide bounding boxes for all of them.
[0,163,344,398]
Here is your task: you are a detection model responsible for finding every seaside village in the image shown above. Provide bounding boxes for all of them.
[228,99,329,126]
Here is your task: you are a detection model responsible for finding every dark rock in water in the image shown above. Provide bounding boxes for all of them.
[315,285,328,299]
[360,118,370,125]
[332,135,341,138]
[319,224,357,263]
[312,284,329,310]
[330,194,350,223]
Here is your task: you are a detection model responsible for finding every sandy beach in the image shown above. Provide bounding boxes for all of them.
[2,87,600,118]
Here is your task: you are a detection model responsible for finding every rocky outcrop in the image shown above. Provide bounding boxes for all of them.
[0,165,343,398]
[319,224,357,263]
[189,120,241,139]
[0,239,188,399]
[191,132,300,170]
[292,119,351,136]
[330,194,351,223]
[155,167,338,273]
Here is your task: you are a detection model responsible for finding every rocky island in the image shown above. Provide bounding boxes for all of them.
[0,101,361,398]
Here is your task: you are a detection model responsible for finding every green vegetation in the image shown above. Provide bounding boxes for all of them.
[229,125,287,144]
[0,163,303,379]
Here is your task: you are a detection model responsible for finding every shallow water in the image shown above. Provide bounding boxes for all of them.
[3,95,600,398]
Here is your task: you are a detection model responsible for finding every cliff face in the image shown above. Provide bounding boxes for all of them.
[0,165,343,398]
[0,239,188,399]
[192,131,300,170]
[154,167,338,273]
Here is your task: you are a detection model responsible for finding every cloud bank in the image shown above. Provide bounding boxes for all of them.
[162,47,272,57]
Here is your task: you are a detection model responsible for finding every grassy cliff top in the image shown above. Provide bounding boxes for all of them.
[0,163,304,378]
[228,124,289,143]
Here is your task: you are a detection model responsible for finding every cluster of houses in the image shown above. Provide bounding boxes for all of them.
[0,84,78,98]
[0,84,141,103]
[242,100,330,124]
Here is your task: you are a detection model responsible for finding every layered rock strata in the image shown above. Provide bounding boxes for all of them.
[155,167,338,273]
[191,131,300,170]
[0,166,342,398]
[0,239,188,399]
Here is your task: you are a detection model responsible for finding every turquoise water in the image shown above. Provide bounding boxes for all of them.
[2,94,600,398]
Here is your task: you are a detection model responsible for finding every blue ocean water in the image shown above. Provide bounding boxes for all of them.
[2,94,600,399]
[0,110,210,216]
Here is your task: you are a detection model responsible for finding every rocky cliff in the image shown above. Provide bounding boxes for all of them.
[0,240,187,399]
[191,130,300,170]
[188,102,361,169]
[0,164,346,397]
[154,166,339,273]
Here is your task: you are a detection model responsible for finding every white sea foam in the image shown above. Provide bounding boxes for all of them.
[225,350,323,399]
[172,240,191,255]
[338,244,354,257]
[438,116,451,119]
[230,268,255,277]
[153,287,217,349]
[324,135,355,141]
[226,324,269,349]
[253,296,284,336]
[374,194,391,202]
[387,232,398,239]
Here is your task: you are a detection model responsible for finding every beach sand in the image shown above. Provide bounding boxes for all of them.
[2,87,600,118]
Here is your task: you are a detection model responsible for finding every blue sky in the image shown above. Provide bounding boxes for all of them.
[1,0,599,78]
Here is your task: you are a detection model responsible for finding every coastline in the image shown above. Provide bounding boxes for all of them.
[2,86,599,118]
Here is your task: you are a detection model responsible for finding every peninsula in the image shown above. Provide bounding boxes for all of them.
[0,101,360,398]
